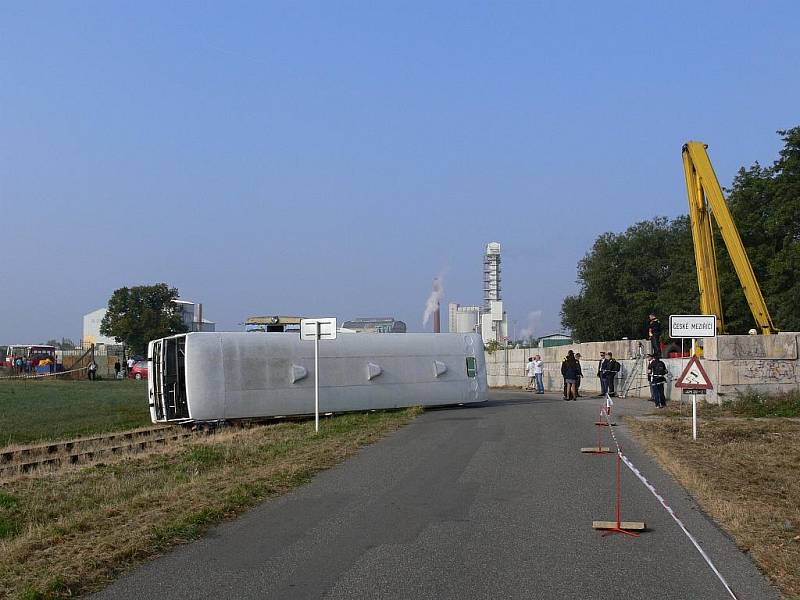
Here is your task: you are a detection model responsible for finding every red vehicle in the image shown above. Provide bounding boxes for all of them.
[129,360,149,380]
[4,345,57,370]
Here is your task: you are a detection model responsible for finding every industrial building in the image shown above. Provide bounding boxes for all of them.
[448,304,482,334]
[245,316,302,332]
[538,333,573,348]
[341,317,407,333]
[83,299,214,346]
[448,242,508,345]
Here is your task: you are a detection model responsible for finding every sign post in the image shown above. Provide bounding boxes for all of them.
[674,356,713,440]
[670,315,716,440]
[300,318,337,432]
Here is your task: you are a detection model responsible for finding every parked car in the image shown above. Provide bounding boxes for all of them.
[130,361,149,380]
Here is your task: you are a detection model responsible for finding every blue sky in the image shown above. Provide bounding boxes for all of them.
[1,1,798,342]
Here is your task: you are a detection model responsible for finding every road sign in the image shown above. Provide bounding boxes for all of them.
[300,318,337,432]
[681,388,707,395]
[300,318,337,341]
[674,356,713,390]
[669,314,717,338]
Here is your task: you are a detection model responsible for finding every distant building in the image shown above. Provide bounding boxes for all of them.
[341,317,407,333]
[82,308,118,346]
[83,299,214,346]
[538,333,573,348]
[174,300,216,333]
[449,242,508,345]
[448,303,482,334]
[245,316,302,332]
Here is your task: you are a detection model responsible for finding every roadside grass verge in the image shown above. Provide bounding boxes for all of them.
[659,388,800,419]
[0,379,150,445]
[628,415,800,598]
[0,407,420,599]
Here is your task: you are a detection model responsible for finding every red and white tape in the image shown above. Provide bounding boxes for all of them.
[0,365,89,380]
[602,407,739,600]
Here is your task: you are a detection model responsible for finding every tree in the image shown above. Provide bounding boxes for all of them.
[716,127,800,332]
[484,339,502,354]
[100,284,188,354]
[561,217,698,341]
[561,127,800,340]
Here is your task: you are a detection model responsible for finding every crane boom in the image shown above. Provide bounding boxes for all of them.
[681,141,777,335]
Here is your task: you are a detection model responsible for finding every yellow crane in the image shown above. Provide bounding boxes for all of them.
[681,141,777,334]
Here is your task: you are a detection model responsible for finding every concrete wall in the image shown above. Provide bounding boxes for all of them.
[486,333,800,403]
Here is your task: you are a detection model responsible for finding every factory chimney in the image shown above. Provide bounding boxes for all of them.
[433,301,441,333]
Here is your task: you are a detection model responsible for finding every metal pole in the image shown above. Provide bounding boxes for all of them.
[680,338,685,414]
[692,395,698,441]
[315,322,320,433]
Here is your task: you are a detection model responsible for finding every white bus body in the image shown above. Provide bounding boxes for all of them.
[147,332,487,423]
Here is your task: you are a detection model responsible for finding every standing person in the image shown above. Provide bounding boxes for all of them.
[605,352,620,397]
[574,353,583,397]
[561,355,569,399]
[126,356,135,376]
[648,354,668,408]
[88,360,97,381]
[533,355,544,394]
[561,350,582,400]
[648,313,662,358]
[114,359,121,379]
[525,357,536,391]
[14,356,22,375]
[595,352,608,397]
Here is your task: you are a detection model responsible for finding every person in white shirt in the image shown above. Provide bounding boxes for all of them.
[525,357,536,390]
[533,355,544,394]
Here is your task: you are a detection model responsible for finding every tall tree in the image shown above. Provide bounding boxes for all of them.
[561,217,697,341]
[561,127,800,340]
[100,284,187,354]
[717,127,800,332]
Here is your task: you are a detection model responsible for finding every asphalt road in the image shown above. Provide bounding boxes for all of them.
[95,390,779,599]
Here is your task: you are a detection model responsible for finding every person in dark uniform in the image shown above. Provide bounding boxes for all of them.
[648,313,662,358]
[596,352,608,397]
[647,353,668,408]
[605,352,620,397]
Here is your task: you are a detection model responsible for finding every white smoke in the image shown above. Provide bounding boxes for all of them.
[519,310,543,340]
[422,276,444,326]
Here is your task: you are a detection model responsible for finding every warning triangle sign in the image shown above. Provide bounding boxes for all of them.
[675,356,713,389]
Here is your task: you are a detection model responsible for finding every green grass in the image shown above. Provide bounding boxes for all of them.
[0,407,420,599]
[0,379,150,446]
[725,389,800,417]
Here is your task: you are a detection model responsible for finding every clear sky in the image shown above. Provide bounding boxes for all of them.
[1,1,799,343]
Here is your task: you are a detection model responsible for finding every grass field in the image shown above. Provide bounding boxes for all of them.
[0,408,420,599]
[0,379,151,446]
[630,394,800,599]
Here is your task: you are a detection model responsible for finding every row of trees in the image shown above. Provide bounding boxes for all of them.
[561,127,800,341]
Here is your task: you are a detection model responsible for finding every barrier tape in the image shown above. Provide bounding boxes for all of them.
[0,366,89,380]
[601,406,739,600]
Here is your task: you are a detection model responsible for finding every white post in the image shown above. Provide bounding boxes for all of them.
[692,395,697,441]
[314,321,320,433]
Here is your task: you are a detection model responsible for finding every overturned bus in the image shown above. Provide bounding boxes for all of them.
[147,332,487,423]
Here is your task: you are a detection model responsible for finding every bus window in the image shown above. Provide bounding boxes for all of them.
[466,356,477,378]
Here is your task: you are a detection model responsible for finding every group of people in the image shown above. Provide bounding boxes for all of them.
[86,356,135,381]
[524,355,544,394]
[595,351,621,397]
[521,312,671,406]
[11,356,35,374]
